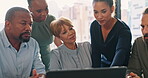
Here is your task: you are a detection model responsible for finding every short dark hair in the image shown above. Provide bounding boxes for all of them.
[93,0,113,7]
[27,0,33,7]
[5,7,29,21]
[143,8,148,14]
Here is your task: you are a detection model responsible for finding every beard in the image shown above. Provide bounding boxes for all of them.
[19,32,31,42]
[144,34,148,45]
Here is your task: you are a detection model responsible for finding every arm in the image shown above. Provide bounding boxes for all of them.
[90,20,101,67]
[126,39,142,77]
[32,42,46,75]
[0,61,3,78]
[49,50,61,70]
[111,28,132,66]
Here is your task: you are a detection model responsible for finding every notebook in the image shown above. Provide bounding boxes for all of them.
[46,66,127,78]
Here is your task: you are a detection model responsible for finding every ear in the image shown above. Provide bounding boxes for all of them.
[5,20,11,30]
[111,6,114,13]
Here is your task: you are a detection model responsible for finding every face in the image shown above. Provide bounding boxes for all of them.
[141,14,148,43]
[6,11,32,42]
[93,1,114,26]
[58,25,76,45]
[29,0,48,22]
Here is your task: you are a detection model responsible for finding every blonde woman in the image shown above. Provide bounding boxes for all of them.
[49,17,92,70]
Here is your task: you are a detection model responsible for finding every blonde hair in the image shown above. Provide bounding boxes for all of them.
[50,17,73,37]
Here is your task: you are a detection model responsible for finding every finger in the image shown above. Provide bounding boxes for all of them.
[129,72,137,76]
[32,69,37,76]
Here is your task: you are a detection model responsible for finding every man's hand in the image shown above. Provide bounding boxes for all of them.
[30,69,45,78]
[126,72,140,78]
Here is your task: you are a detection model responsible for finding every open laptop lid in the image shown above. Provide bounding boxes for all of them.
[46,66,127,78]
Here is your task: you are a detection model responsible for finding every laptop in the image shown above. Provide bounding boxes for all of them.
[46,66,127,78]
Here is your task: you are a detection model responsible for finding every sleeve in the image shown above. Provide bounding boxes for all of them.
[87,42,92,55]
[47,14,55,26]
[85,42,92,66]
[111,25,132,66]
[0,62,3,78]
[126,39,142,77]
[49,49,61,71]
[90,21,101,67]
[33,41,46,74]
[45,14,56,44]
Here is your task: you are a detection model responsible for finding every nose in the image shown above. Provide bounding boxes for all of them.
[41,10,47,16]
[25,24,32,31]
[95,13,103,19]
[68,30,75,36]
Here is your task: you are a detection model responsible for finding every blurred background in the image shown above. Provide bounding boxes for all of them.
[0,0,148,47]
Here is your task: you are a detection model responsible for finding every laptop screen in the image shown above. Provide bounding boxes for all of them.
[46,66,127,78]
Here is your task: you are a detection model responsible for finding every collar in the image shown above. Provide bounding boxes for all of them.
[1,29,27,48]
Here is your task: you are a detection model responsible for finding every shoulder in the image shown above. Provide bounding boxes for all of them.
[116,19,130,29]
[78,41,91,48]
[51,48,59,55]
[90,20,100,32]
[45,14,56,24]
[77,42,92,54]
[90,20,99,27]
[134,37,144,43]
[46,14,55,21]
[29,37,38,42]
[136,37,142,40]
[50,44,64,55]
[132,37,144,47]
[115,19,131,35]
[28,37,39,46]
[81,41,90,45]
[91,20,98,24]
[132,37,147,52]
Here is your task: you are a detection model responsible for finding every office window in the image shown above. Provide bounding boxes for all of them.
[0,0,146,46]
[121,0,147,43]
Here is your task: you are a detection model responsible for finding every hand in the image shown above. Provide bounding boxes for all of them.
[126,72,140,78]
[54,37,62,47]
[30,69,45,78]
[30,69,39,78]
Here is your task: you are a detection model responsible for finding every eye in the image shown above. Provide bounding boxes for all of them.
[69,27,73,30]
[94,10,98,14]
[101,9,106,13]
[21,23,26,26]
[36,9,42,13]
[62,31,67,34]
[141,25,144,28]
[29,23,33,27]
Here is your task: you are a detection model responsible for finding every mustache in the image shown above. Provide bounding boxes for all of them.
[19,31,31,42]
[144,34,148,38]
[21,31,31,35]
